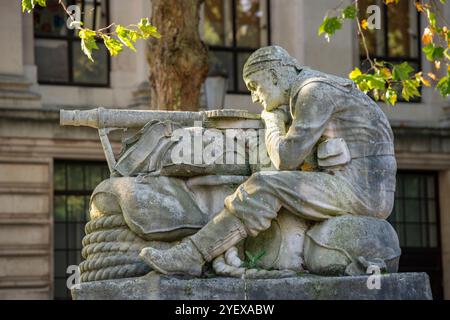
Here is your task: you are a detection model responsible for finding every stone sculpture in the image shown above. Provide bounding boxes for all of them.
[61,45,402,284]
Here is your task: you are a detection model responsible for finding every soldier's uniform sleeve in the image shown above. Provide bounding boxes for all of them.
[264,82,336,170]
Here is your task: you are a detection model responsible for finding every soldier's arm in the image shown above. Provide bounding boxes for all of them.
[263,82,335,170]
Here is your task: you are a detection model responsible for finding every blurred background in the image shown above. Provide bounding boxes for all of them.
[0,0,449,299]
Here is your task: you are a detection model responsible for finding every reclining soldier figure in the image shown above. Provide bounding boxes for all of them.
[140,45,399,276]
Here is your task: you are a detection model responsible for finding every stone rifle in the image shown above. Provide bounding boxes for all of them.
[60,107,262,173]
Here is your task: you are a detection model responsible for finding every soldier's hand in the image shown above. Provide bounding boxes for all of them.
[261,106,289,124]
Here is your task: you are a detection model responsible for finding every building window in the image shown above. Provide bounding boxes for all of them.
[53,161,109,300]
[203,0,271,94]
[34,0,110,86]
[388,171,443,299]
[358,0,421,101]
[389,172,439,248]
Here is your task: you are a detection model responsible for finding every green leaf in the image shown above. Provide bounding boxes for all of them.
[254,250,266,261]
[353,74,387,92]
[22,0,33,13]
[116,25,139,52]
[423,44,445,61]
[365,75,386,91]
[427,9,437,28]
[22,0,46,13]
[342,5,358,19]
[385,87,398,106]
[318,17,342,42]
[433,47,445,59]
[79,29,98,62]
[375,67,392,80]
[242,250,266,269]
[373,89,381,101]
[423,44,435,61]
[349,69,372,93]
[437,75,450,97]
[349,67,363,81]
[245,250,255,261]
[401,79,421,101]
[357,81,370,93]
[348,68,387,94]
[102,35,123,57]
[392,62,414,81]
[137,18,161,39]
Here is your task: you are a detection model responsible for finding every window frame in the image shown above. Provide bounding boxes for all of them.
[34,0,111,88]
[388,170,443,299]
[206,0,272,95]
[53,160,109,300]
[389,170,441,249]
[358,2,422,102]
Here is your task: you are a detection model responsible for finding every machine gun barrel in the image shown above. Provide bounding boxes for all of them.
[60,107,204,129]
[60,107,263,174]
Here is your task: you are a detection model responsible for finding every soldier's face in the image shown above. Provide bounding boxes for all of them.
[245,70,287,111]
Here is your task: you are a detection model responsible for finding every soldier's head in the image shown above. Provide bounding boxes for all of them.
[243,46,301,111]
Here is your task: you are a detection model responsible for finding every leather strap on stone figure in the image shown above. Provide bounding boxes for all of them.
[347,142,395,159]
[317,138,394,169]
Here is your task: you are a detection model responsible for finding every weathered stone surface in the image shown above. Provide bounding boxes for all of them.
[304,215,401,276]
[72,272,432,300]
[245,209,308,271]
[64,46,403,283]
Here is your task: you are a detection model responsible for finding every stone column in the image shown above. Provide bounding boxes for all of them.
[270,0,305,65]
[0,1,41,109]
[301,0,354,77]
[0,1,24,76]
[439,170,450,299]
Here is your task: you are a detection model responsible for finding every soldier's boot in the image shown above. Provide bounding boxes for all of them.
[139,209,248,276]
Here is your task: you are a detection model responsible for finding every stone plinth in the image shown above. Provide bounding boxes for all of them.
[72,272,432,300]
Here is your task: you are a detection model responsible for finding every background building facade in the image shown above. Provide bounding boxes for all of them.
[0,0,449,299]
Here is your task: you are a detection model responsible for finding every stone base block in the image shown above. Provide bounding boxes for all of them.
[71,272,432,300]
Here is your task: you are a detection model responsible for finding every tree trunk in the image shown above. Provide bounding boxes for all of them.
[148,0,209,111]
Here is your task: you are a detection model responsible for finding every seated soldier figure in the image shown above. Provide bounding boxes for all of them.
[140,45,397,276]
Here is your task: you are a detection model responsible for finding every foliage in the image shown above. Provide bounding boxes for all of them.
[318,0,450,105]
[22,0,450,104]
[21,0,160,62]
[318,16,343,42]
[22,0,46,12]
[241,250,266,269]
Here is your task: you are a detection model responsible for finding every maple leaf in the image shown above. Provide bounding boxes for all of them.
[428,72,438,81]
[361,19,368,30]
[422,27,434,45]
[415,1,424,12]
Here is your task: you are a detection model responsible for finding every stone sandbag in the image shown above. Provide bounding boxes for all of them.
[91,176,207,241]
[304,215,401,276]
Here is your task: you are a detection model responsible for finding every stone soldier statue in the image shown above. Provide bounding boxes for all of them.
[140,45,398,276]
